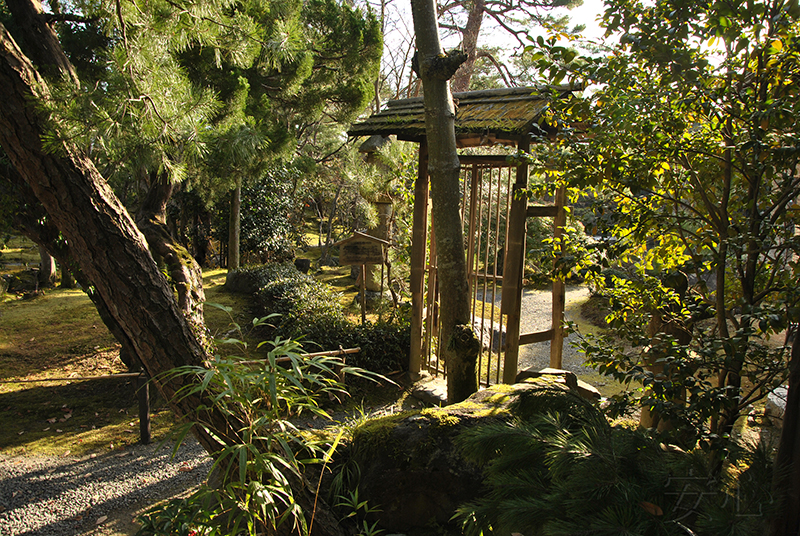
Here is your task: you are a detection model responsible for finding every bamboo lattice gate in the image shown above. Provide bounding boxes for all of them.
[425,158,514,385]
[411,153,567,387]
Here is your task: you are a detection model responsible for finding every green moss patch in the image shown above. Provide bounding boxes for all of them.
[0,377,176,456]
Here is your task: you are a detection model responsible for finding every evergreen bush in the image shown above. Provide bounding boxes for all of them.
[456,412,775,536]
[233,264,409,373]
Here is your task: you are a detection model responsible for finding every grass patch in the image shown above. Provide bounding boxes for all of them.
[0,290,117,361]
[0,235,40,269]
[0,376,175,456]
[315,264,359,310]
[203,268,254,344]
[0,241,254,457]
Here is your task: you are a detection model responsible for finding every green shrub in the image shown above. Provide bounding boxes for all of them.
[456,411,776,536]
[137,315,383,536]
[525,214,592,287]
[232,264,409,373]
[246,262,347,335]
[214,169,302,265]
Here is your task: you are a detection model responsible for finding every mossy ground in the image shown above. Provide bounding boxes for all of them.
[0,240,247,457]
[0,237,409,459]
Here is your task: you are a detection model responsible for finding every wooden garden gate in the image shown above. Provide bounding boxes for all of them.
[348,86,576,386]
[409,151,566,386]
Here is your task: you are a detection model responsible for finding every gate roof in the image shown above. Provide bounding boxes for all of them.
[348,86,578,147]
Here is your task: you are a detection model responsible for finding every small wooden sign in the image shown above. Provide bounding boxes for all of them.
[340,241,384,265]
[334,232,389,266]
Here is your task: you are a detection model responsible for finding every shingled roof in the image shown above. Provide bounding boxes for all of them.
[348,86,578,147]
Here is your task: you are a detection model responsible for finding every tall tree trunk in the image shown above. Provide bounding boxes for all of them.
[60,265,76,288]
[321,184,342,265]
[228,178,241,270]
[769,331,800,536]
[410,0,478,403]
[449,0,484,93]
[37,244,56,287]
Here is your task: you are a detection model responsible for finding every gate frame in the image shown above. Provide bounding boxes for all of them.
[348,86,578,385]
[408,136,567,384]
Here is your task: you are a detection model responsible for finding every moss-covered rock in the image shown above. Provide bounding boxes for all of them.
[342,377,602,535]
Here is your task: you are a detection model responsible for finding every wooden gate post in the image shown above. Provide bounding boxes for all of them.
[550,186,567,368]
[501,136,530,384]
[409,142,429,374]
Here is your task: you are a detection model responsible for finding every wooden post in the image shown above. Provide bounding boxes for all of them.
[379,247,385,322]
[501,136,530,384]
[409,142,429,374]
[360,264,367,325]
[466,165,480,292]
[137,373,151,445]
[550,186,567,368]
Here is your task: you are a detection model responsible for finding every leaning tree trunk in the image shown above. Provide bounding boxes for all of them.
[0,23,230,454]
[410,0,478,403]
[7,154,146,371]
[4,0,79,85]
[0,22,346,536]
[136,172,205,337]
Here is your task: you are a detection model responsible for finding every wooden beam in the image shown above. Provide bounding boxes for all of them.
[519,329,555,345]
[526,205,560,218]
[457,155,513,165]
[137,374,151,445]
[0,372,141,383]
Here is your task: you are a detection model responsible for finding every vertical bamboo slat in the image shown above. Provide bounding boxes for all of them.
[409,143,429,374]
[549,186,567,369]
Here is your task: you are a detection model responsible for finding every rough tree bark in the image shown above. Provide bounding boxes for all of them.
[4,0,79,85]
[136,172,205,332]
[770,330,800,536]
[410,0,479,403]
[5,161,148,371]
[0,21,345,536]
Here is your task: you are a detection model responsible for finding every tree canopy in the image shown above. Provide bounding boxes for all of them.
[526,0,799,530]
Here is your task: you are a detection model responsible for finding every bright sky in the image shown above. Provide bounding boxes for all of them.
[560,0,607,41]
[378,0,610,96]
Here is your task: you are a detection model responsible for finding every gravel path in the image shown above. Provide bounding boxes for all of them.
[517,284,593,374]
[0,440,212,536]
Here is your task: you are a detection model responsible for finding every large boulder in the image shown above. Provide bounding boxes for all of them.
[341,376,601,535]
